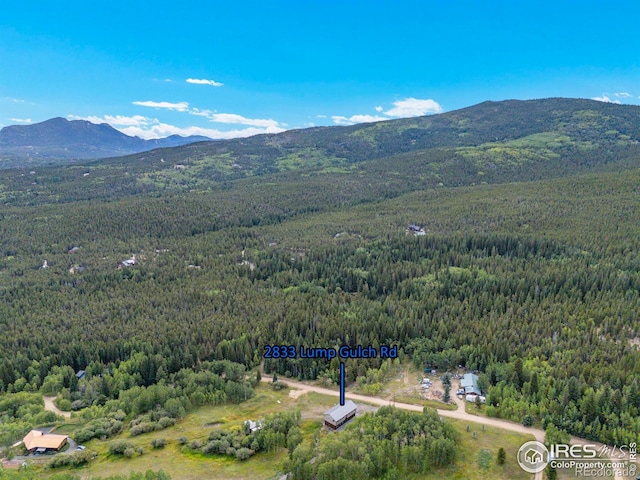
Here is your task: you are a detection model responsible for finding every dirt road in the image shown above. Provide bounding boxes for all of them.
[43,396,71,419]
[266,376,544,438]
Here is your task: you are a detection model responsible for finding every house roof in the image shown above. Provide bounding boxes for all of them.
[324,400,357,422]
[247,420,262,431]
[460,373,480,394]
[23,430,68,451]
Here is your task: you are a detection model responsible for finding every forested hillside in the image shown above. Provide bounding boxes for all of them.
[1,98,640,449]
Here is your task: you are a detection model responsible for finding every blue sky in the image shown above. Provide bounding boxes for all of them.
[1,1,639,139]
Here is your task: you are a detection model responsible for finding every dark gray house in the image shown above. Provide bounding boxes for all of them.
[323,400,357,429]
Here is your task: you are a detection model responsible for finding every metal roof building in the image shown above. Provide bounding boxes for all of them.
[323,400,357,430]
[460,373,481,395]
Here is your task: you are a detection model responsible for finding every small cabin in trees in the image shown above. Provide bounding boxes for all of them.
[323,400,357,430]
[407,224,426,236]
[245,420,262,433]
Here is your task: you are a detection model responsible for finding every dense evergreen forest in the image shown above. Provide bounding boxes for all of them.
[1,99,640,450]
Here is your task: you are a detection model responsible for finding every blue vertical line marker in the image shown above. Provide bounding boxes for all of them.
[340,362,345,406]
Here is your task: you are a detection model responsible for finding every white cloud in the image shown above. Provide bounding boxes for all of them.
[592,95,621,104]
[329,97,443,126]
[132,100,190,111]
[614,92,632,98]
[10,118,32,123]
[316,114,327,118]
[119,122,285,140]
[68,114,152,127]
[4,97,25,103]
[186,78,224,87]
[209,113,279,128]
[191,109,280,128]
[385,98,443,117]
[81,96,288,140]
[332,114,388,126]
[331,116,351,126]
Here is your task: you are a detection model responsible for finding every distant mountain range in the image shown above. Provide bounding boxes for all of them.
[4,98,640,174]
[2,97,639,208]
[0,117,211,167]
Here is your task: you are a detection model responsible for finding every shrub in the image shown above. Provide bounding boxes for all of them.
[71,399,89,410]
[202,441,220,454]
[54,397,72,412]
[152,438,166,449]
[110,420,124,435]
[130,422,157,436]
[178,436,188,445]
[112,410,127,421]
[157,417,176,429]
[109,441,135,455]
[235,447,254,460]
[48,449,96,468]
[74,417,123,443]
[74,427,96,444]
[218,439,230,454]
